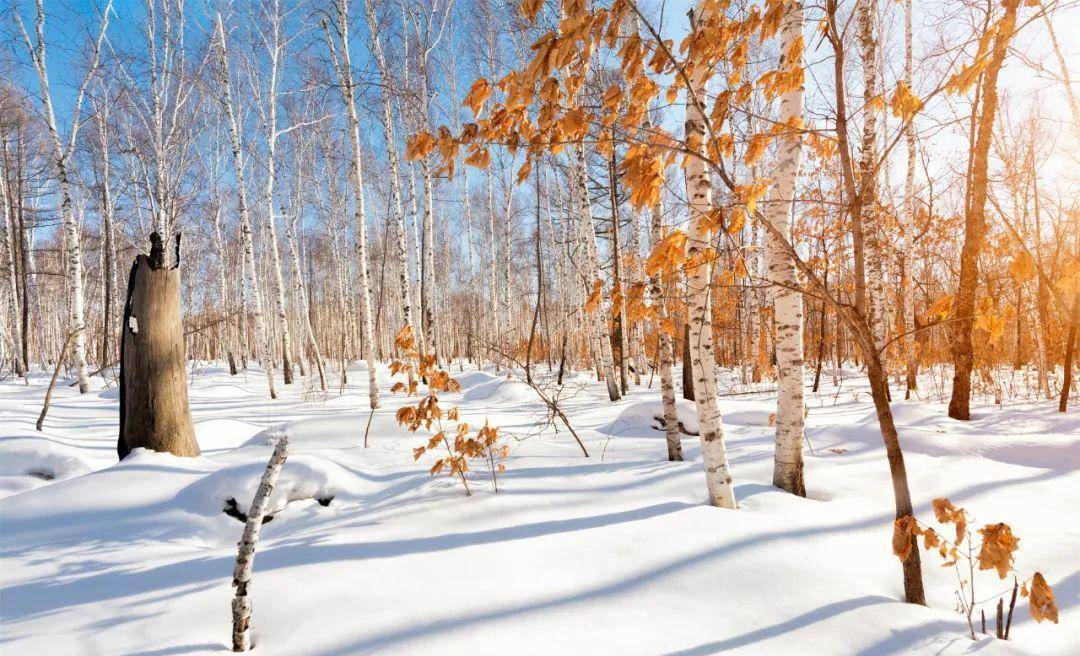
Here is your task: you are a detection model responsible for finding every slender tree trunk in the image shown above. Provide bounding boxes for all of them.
[17,0,107,393]
[949,0,1019,420]
[324,0,380,409]
[260,10,296,386]
[858,0,887,355]
[573,145,621,401]
[683,5,735,509]
[363,0,417,359]
[232,436,288,652]
[216,13,277,400]
[648,194,681,461]
[765,1,807,497]
[901,0,918,395]
[0,172,22,377]
[1060,291,1080,412]
[609,155,630,394]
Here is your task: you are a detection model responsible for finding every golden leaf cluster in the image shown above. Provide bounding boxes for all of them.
[977,523,1020,579]
[889,81,923,121]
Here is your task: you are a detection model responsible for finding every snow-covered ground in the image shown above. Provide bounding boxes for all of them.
[1,363,1077,655]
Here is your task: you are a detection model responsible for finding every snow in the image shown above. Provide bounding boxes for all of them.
[1,364,1077,655]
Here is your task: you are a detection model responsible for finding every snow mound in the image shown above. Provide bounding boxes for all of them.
[194,418,268,450]
[452,370,502,391]
[272,411,412,448]
[719,403,775,427]
[181,452,355,517]
[855,403,1080,470]
[462,378,538,406]
[611,398,699,436]
[0,436,92,497]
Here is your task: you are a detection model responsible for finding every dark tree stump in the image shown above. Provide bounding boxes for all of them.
[118,233,199,460]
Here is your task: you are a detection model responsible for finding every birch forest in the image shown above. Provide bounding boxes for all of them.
[0,0,1077,654]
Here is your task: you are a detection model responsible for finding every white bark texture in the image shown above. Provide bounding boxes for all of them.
[901,0,918,394]
[259,7,297,385]
[231,436,289,652]
[572,146,621,401]
[765,1,807,496]
[648,195,681,461]
[16,0,108,394]
[683,5,735,509]
[859,0,888,352]
[216,13,278,400]
[325,0,380,409]
[362,0,417,352]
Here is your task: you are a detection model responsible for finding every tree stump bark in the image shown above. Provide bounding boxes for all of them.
[117,233,199,459]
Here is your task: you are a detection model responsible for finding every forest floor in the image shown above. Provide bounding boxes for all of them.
[1,362,1077,655]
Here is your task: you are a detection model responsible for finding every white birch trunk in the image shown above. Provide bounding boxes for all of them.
[765,1,807,496]
[362,0,417,353]
[486,169,500,366]
[901,0,918,395]
[859,0,888,352]
[16,0,109,394]
[216,13,278,400]
[231,436,289,652]
[212,202,238,374]
[572,146,621,401]
[684,5,735,509]
[259,5,297,386]
[648,194,681,461]
[1,172,22,377]
[324,0,380,409]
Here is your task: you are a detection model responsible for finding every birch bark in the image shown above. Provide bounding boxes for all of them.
[765,1,807,496]
[362,0,417,357]
[572,145,621,401]
[257,2,297,385]
[648,194,681,461]
[216,13,278,400]
[683,5,735,508]
[16,0,110,394]
[858,0,887,353]
[901,0,918,395]
[231,436,289,652]
[324,0,381,409]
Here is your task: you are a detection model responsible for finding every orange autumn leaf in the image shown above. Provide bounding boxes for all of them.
[583,279,603,314]
[977,523,1019,579]
[464,148,491,169]
[520,0,543,22]
[890,81,923,121]
[404,132,435,161]
[463,78,492,116]
[744,133,770,166]
[893,515,919,563]
[645,230,688,277]
[1029,572,1059,623]
[394,324,415,350]
[931,497,968,545]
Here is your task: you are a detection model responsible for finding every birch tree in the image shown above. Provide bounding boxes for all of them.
[362,0,418,358]
[215,12,278,400]
[323,0,381,409]
[16,0,112,393]
[764,0,807,497]
[682,4,735,509]
[900,0,918,396]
